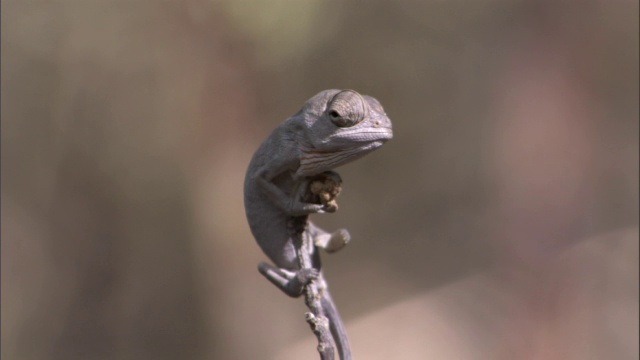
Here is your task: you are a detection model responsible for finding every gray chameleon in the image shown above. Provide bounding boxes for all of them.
[244,89,393,360]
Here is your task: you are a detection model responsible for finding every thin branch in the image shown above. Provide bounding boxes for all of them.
[291,215,335,360]
[288,171,349,360]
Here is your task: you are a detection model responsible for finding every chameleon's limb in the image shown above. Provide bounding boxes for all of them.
[255,165,326,216]
[258,262,319,298]
[303,171,351,253]
[309,223,351,253]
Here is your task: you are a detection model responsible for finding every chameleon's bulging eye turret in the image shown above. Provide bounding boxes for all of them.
[327,90,368,127]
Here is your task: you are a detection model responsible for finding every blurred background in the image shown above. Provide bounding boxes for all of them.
[2,1,638,359]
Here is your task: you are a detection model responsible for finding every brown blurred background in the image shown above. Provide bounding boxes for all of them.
[2,1,638,359]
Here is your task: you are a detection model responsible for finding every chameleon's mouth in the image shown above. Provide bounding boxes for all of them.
[338,126,393,143]
[359,139,387,153]
[298,135,390,176]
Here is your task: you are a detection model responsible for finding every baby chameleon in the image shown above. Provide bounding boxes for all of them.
[243,89,393,360]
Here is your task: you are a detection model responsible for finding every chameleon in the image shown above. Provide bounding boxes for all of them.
[243,89,393,359]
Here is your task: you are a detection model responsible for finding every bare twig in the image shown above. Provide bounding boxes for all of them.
[290,215,335,360]
[288,171,346,360]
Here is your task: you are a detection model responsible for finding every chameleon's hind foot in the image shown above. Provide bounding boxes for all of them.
[315,228,351,253]
[258,262,319,297]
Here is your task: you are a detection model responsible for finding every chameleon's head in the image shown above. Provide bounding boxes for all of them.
[296,89,393,176]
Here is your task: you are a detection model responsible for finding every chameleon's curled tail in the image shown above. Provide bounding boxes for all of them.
[321,288,352,360]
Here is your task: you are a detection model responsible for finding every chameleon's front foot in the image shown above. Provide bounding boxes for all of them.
[288,171,343,216]
[258,262,319,297]
[287,201,327,217]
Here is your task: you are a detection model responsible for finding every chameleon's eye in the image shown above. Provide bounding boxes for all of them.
[327,90,368,127]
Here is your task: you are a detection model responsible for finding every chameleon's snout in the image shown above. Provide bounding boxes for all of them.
[372,122,393,142]
[380,127,393,141]
[370,110,393,141]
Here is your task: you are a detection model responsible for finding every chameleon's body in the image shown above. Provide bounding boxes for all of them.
[244,89,392,360]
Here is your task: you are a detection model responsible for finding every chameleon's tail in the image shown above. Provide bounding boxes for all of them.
[321,288,352,360]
